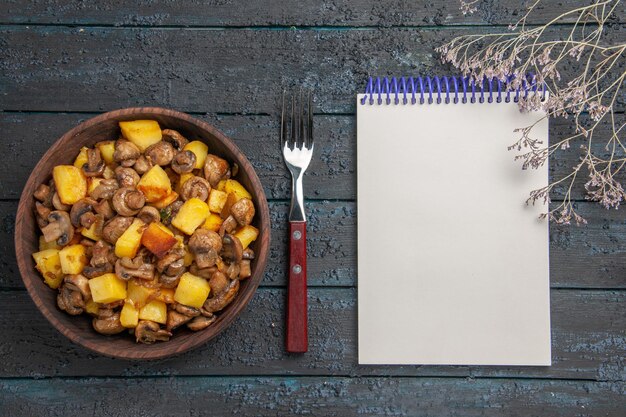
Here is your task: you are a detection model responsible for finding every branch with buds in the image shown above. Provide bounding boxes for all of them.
[440,0,625,224]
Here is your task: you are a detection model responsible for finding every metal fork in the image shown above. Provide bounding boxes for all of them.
[281,90,314,353]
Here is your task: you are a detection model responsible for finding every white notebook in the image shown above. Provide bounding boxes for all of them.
[357,76,551,366]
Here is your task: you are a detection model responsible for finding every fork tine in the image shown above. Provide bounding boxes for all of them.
[299,89,305,149]
[290,93,296,149]
[307,90,313,149]
[280,89,286,149]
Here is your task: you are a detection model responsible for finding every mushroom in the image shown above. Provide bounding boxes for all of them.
[93,199,115,220]
[69,198,98,228]
[188,229,222,269]
[91,240,114,266]
[180,176,211,201]
[89,179,119,200]
[189,264,217,279]
[186,314,217,331]
[112,187,145,216]
[203,154,231,187]
[40,211,74,246]
[35,202,51,229]
[52,192,70,211]
[92,311,125,335]
[137,206,160,224]
[171,150,196,174]
[135,320,171,344]
[83,262,113,278]
[243,248,255,260]
[34,183,53,207]
[64,274,91,301]
[202,279,239,314]
[208,271,229,296]
[225,262,241,280]
[218,215,238,236]
[82,148,105,177]
[56,275,90,316]
[175,304,201,317]
[239,260,252,279]
[102,216,134,244]
[160,266,184,288]
[115,254,155,281]
[162,129,189,151]
[145,141,175,166]
[57,284,85,315]
[83,240,116,278]
[113,139,141,167]
[160,200,183,226]
[166,310,193,331]
[133,155,153,175]
[221,234,243,264]
[230,198,255,226]
[115,166,140,188]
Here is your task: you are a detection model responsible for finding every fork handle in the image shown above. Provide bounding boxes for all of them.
[286,221,308,353]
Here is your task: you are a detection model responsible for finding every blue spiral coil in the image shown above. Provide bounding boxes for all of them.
[360,74,547,105]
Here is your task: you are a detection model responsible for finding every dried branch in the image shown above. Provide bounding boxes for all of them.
[441,0,625,224]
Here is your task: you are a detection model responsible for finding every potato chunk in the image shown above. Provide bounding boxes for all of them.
[150,191,179,209]
[119,120,162,152]
[208,189,228,213]
[183,141,208,170]
[120,302,139,328]
[85,299,100,316]
[53,165,87,205]
[127,280,155,309]
[234,225,259,250]
[73,146,89,169]
[174,272,211,308]
[32,249,64,289]
[202,213,223,232]
[171,198,209,235]
[96,140,116,164]
[58,244,88,275]
[114,218,146,258]
[137,165,172,203]
[223,179,252,201]
[38,235,61,251]
[141,222,177,258]
[139,300,167,324]
[89,273,127,304]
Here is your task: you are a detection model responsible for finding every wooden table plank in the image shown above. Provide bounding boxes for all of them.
[0,0,624,27]
[0,289,623,381]
[3,0,623,27]
[2,26,624,114]
[0,112,619,201]
[1,376,624,416]
[2,199,625,289]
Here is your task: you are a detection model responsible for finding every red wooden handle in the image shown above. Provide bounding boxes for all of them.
[286,221,308,352]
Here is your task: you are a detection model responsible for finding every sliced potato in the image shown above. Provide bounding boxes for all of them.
[114,218,146,258]
[32,249,64,289]
[171,198,209,235]
[53,165,87,205]
[174,272,211,308]
[119,120,162,152]
[139,300,167,324]
[89,273,127,304]
[58,244,88,275]
[137,165,172,203]
[234,225,259,250]
[141,222,177,258]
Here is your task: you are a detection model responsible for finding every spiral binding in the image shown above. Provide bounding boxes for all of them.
[360,74,546,105]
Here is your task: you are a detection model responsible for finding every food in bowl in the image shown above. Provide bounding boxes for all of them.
[31,120,260,344]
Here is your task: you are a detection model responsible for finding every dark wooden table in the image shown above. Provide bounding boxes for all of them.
[1,1,625,415]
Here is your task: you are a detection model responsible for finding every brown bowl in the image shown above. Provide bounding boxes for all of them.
[15,107,270,360]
